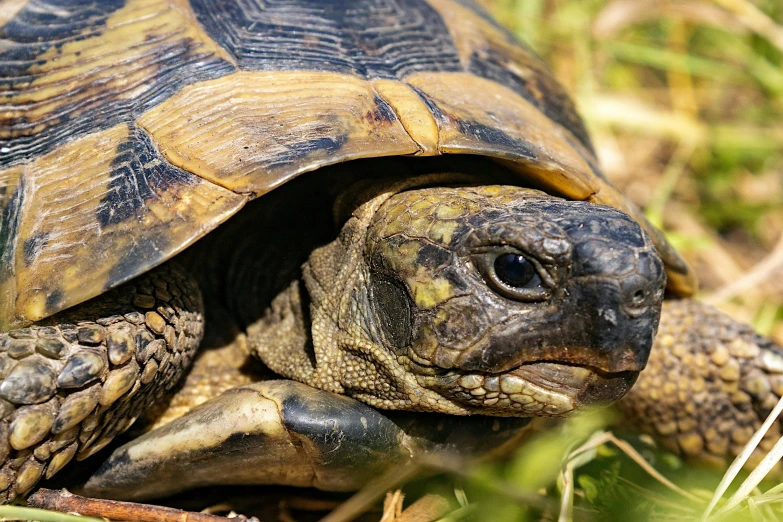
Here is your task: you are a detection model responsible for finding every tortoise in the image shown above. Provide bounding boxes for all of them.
[0,0,781,505]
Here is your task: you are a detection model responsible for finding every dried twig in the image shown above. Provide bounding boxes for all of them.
[27,488,257,522]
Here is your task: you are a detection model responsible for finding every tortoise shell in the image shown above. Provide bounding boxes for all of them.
[0,0,695,331]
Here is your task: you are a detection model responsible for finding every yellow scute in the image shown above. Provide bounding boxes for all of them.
[409,277,455,309]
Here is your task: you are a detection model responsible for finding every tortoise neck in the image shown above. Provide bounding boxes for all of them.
[179,177,338,336]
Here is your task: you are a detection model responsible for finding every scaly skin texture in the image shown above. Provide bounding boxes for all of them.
[250,185,665,416]
[7,183,783,499]
[618,299,783,468]
[0,264,203,501]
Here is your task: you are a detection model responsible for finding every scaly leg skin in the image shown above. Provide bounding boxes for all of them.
[617,299,783,469]
[0,263,203,502]
[138,326,267,432]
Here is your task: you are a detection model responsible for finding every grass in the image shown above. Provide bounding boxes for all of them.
[0,506,103,522]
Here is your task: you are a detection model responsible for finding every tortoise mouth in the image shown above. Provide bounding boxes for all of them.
[416,361,638,417]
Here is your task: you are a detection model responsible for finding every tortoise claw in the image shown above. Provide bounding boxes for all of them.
[82,380,529,501]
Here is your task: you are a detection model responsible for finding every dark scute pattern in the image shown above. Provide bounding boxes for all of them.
[0,180,24,283]
[0,0,125,52]
[44,289,64,312]
[0,0,234,168]
[468,50,594,155]
[97,126,198,228]
[189,0,463,79]
[456,119,537,160]
[410,87,540,160]
[372,95,398,123]
[268,134,350,169]
[22,232,49,267]
[105,232,171,293]
[408,85,442,115]
[0,0,126,162]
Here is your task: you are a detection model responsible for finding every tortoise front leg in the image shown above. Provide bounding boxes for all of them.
[0,263,204,502]
[81,380,530,501]
[617,300,783,467]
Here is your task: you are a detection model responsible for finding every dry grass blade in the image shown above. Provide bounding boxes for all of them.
[594,0,746,38]
[613,475,702,514]
[716,433,783,517]
[380,490,405,522]
[749,491,783,507]
[321,462,422,522]
[565,431,703,504]
[558,457,575,522]
[582,96,708,143]
[713,0,783,53]
[558,451,586,522]
[704,233,783,305]
[452,487,468,511]
[557,430,612,522]
[702,393,783,519]
[748,497,763,521]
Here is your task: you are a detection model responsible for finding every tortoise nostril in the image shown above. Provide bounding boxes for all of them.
[621,275,658,311]
[632,289,646,305]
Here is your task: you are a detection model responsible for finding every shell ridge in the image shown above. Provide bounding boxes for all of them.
[369,81,441,157]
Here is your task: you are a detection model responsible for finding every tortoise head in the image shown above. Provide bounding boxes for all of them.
[252,185,666,417]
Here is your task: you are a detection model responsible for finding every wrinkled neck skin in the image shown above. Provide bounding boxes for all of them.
[248,174,666,418]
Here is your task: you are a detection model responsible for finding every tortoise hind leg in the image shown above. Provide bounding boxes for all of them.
[0,263,203,502]
[617,299,783,467]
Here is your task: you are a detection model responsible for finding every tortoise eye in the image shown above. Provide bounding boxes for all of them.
[474,251,549,302]
[494,253,537,288]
